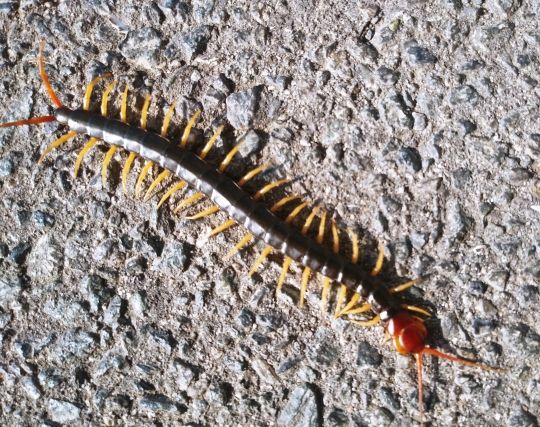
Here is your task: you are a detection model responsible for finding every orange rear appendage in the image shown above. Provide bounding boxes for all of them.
[0,43,61,129]
[38,41,63,109]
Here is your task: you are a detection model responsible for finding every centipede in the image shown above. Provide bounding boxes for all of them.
[0,43,499,425]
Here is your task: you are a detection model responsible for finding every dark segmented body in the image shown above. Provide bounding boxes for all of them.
[56,107,400,320]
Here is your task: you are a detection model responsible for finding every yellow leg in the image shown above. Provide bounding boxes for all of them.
[209,219,236,237]
[371,241,385,276]
[120,85,129,122]
[83,74,111,111]
[121,94,151,193]
[74,137,98,177]
[226,233,253,259]
[270,195,301,213]
[38,131,77,164]
[238,164,270,186]
[317,210,327,244]
[285,202,308,223]
[321,276,332,313]
[144,170,171,202]
[248,245,272,276]
[140,95,152,128]
[160,104,176,137]
[299,267,311,307]
[301,207,319,234]
[342,302,371,316]
[199,125,224,159]
[174,192,205,214]
[338,292,361,317]
[180,110,201,148]
[402,304,431,317]
[347,228,360,263]
[135,161,154,197]
[101,146,117,187]
[186,205,220,220]
[121,152,137,193]
[277,256,292,296]
[101,81,117,116]
[390,279,419,293]
[350,314,381,327]
[331,220,340,254]
[334,284,348,319]
[157,181,187,208]
[218,140,244,172]
[253,179,289,200]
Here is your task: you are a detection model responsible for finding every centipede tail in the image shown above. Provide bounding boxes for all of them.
[0,44,502,426]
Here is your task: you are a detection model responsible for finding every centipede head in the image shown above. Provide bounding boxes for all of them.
[385,311,498,426]
[0,42,61,130]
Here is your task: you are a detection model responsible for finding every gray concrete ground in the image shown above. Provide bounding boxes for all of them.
[0,1,539,426]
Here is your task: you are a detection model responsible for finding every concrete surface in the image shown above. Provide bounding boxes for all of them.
[0,1,539,426]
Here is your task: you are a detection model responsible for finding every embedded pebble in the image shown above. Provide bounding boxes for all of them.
[0,158,14,177]
[120,28,162,69]
[138,394,179,413]
[405,42,437,65]
[277,384,322,427]
[449,85,480,106]
[226,88,261,129]
[356,341,382,368]
[47,399,81,423]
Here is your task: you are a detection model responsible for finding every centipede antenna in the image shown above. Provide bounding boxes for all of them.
[180,110,201,148]
[421,347,497,371]
[416,353,425,427]
[0,116,56,128]
[38,41,63,109]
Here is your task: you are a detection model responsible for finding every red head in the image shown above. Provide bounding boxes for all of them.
[385,311,428,355]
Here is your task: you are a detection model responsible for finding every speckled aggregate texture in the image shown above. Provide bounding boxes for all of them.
[0,1,539,426]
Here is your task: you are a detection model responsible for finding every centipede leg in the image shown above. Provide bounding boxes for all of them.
[371,241,385,276]
[38,131,78,164]
[248,245,273,276]
[99,81,119,187]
